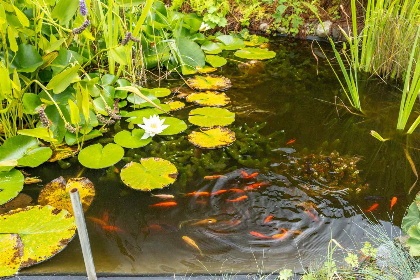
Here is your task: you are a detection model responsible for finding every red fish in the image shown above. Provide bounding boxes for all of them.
[240,170,249,177]
[390,197,397,210]
[250,231,271,239]
[245,182,270,191]
[211,190,227,195]
[286,139,296,145]
[186,191,210,197]
[226,195,248,202]
[243,172,259,179]
[204,175,225,180]
[149,201,177,208]
[102,225,124,232]
[263,215,274,224]
[272,228,288,240]
[103,211,109,223]
[88,217,107,226]
[114,167,119,173]
[304,210,320,222]
[229,188,245,193]
[142,224,163,231]
[364,203,379,213]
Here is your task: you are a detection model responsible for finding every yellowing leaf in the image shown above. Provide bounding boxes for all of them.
[187,75,232,91]
[188,127,236,149]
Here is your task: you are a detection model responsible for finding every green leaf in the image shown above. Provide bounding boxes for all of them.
[51,0,79,25]
[407,223,420,256]
[217,35,245,50]
[0,205,76,267]
[370,130,389,142]
[201,41,222,54]
[78,143,124,169]
[176,37,206,70]
[12,5,29,27]
[68,99,81,124]
[151,88,171,97]
[22,93,42,114]
[0,169,24,206]
[114,129,152,148]
[47,64,81,94]
[0,233,23,277]
[402,197,420,234]
[18,127,58,143]
[188,127,236,149]
[205,55,227,67]
[12,44,43,73]
[120,158,178,191]
[65,129,103,146]
[124,108,167,124]
[159,117,187,136]
[110,46,130,66]
[50,49,84,75]
[188,107,235,127]
[234,47,276,60]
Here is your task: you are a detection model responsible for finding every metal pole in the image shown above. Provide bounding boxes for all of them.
[70,188,97,280]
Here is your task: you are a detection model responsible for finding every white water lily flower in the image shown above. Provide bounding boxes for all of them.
[199,22,211,32]
[138,115,169,139]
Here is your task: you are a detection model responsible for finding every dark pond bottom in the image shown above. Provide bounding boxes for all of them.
[17,37,420,275]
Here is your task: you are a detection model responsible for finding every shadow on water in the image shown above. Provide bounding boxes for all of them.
[18,37,420,275]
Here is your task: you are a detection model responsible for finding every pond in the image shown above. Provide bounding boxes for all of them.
[14,37,420,275]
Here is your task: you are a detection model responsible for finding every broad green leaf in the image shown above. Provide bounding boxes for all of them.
[189,107,235,127]
[78,143,124,169]
[234,47,276,60]
[47,64,81,94]
[151,88,171,97]
[186,91,230,107]
[12,5,29,27]
[110,46,130,66]
[68,99,81,124]
[201,41,222,54]
[7,26,18,52]
[407,223,420,256]
[188,127,236,149]
[22,93,42,114]
[0,234,23,277]
[51,0,79,25]
[402,197,420,234]
[176,37,206,70]
[12,44,43,73]
[0,205,76,267]
[50,49,84,75]
[117,86,168,113]
[0,169,24,205]
[120,158,178,191]
[186,75,231,91]
[65,129,103,146]
[217,35,245,50]
[159,117,187,135]
[205,55,227,68]
[114,129,152,148]
[18,127,57,143]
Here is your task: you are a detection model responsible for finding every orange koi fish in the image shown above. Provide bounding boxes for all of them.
[103,211,109,223]
[87,217,107,226]
[304,210,320,222]
[229,188,245,193]
[182,236,204,256]
[149,201,177,208]
[286,139,296,145]
[364,203,379,213]
[245,182,270,191]
[390,197,397,210]
[191,219,217,226]
[250,231,271,239]
[263,215,274,224]
[272,228,288,240]
[240,170,249,177]
[211,190,227,195]
[204,175,226,180]
[114,167,119,173]
[142,224,163,231]
[152,194,175,200]
[227,195,248,202]
[243,173,259,179]
[102,225,124,232]
[186,191,211,197]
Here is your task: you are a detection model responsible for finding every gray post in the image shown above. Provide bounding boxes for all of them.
[69,188,97,280]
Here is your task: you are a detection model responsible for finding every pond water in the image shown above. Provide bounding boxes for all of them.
[17,37,420,275]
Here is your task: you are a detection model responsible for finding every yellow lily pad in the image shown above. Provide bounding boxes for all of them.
[0,233,23,277]
[188,127,236,149]
[196,65,217,73]
[166,101,185,111]
[189,107,235,127]
[186,75,232,91]
[38,176,95,215]
[186,91,230,107]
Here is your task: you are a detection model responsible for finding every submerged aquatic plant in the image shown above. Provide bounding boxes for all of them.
[138,115,170,139]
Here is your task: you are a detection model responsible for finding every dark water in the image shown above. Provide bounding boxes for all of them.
[18,37,420,275]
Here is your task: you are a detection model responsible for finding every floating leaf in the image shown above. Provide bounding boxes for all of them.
[120,158,178,191]
[186,75,232,91]
[0,233,23,277]
[159,117,188,135]
[186,91,230,107]
[38,177,95,215]
[48,145,79,162]
[244,35,269,46]
[188,127,236,149]
[125,108,168,124]
[0,205,76,267]
[196,65,217,73]
[151,88,171,97]
[0,169,24,206]
[189,107,235,127]
[166,101,185,111]
[201,41,222,54]
[114,129,152,148]
[217,35,245,50]
[78,143,124,169]
[234,47,276,60]
[65,129,103,146]
[205,55,227,68]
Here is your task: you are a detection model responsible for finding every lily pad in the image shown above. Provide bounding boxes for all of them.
[166,101,185,111]
[205,55,227,68]
[159,117,188,135]
[114,129,152,148]
[38,177,95,215]
[151,88,171,97]
[187,75,232,91]
[0,169,24,206]
[244,35,269,46]
[120,158,178,191]
[48,145,79,162]
[0,234,23,277]
[125,108,168,124]
[78,143,124,169]
[196,66,217,74]
[0,135,52,172]
[188,127,236,149]
[189,107,235,127]
[217,35,245,50]
[186,91,230,107]
[0,205,76,267]
[234,47,276,60]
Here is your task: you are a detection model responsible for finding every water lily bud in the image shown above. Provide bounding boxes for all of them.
[38,105,50,128]
[65,123,78,134]
[121,32,132,45]
[79,0,88,16]
[72,19,90,35]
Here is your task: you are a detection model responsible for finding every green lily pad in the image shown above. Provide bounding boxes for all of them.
[189,107,235,127]
[186,91,230,107]
[0,233,23,277]
[0,135,53,172]
[159,117,188,135]
[0,169,24,206]
[234,47,276,60]
[205,55,227,68]
[125,108,168,124]
[127,93,159,105]
[114,129,152,148]
[244,35,269,46]
[217,35,245,51]
[65,129,103,146]
[187,75,232,91]
[201,41,222,54]
[151,88,171,97]
[38,177,95,215]
[0,205,76,267]
[166,101,185,111]
[188,127,236,149]
[120,158,178,191]
[196,66,217,74]
[78,143,124,169]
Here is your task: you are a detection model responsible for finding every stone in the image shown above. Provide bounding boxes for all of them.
[259,23,269,32]
[315,20,332,38]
